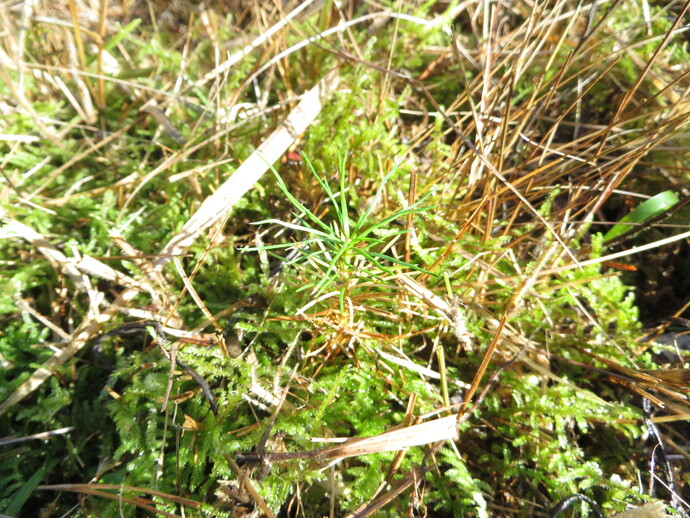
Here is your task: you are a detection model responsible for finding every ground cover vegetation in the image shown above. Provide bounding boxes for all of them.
[1,0,690,516]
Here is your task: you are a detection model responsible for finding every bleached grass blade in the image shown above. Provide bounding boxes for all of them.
[194,0,318,88]
[2,215,87,291]
[155,69,340,270]
[237,415,458,463]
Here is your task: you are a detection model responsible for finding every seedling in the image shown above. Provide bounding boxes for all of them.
[246,153,434,310]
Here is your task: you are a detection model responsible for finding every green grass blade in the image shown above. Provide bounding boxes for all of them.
[3,465,46,516]
[353,166,401,233]
[104,19,142,53]
[366,251,436,276]
[357,203,433,239]
[240,239,322,252]
[338,151,350,237]
[603,190,679,243]
[301,154,345,228]
[270,168,333,235]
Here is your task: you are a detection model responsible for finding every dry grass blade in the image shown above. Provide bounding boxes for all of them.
[2,213,88,291]
[194,0,319,88]
[155,68,341,270]
[225,454,277,518]
[238,415,458,463]
[0,426,73,447]
[346,465,434,518]
[38,483,200,517]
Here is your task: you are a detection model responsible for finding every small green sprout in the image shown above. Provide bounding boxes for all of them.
[246,153,434,305]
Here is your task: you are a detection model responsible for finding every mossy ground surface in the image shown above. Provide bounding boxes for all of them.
[1,1,689,517]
